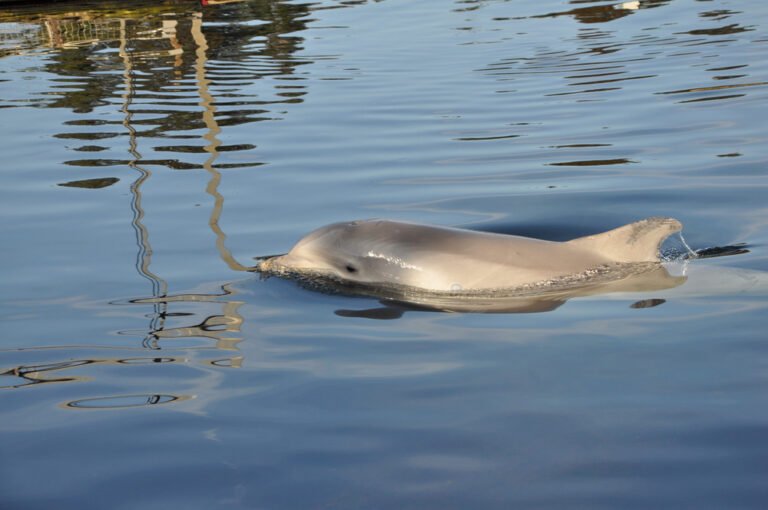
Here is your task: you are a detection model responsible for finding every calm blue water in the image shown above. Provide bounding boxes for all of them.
[2,0,768,508]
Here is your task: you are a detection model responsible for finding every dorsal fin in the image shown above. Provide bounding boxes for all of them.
[566,217,682,263]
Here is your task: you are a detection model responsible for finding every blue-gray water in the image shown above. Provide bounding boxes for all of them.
[1,0,767,508]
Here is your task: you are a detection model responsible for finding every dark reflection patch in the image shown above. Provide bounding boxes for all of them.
[630,298,666,309]
[154,143,257,153]
[116,357,176,365]
[73,145,109,152]
[65,394,185,409]
[549,158,635,166]
[58,177,119,189]
[695,244,750,259]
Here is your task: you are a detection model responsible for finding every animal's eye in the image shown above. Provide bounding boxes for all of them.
[345,264,357,273]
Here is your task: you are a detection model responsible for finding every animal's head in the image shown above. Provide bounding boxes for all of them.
[258,220,413,284]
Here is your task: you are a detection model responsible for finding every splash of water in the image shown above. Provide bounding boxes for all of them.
[678,232,698,259]
[662,232,698,263]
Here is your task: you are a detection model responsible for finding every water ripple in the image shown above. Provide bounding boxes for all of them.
[1,0,767,507]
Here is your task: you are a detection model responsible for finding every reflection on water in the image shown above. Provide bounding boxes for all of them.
[57,176,121,188]
[0,281,244,410]
[533,0,648,24]
[1,0,311,170]
[1,359,93,388]
[129,286,244,352]
[66,393,187,409]
[2,0,768,507]
[479,0,763,108]
[2,0,303,408]
[266,259,688,314]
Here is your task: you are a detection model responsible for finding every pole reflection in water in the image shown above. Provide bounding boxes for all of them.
[101,8,248,406]
[0,2,278,410]
[191,11,253,273]
[119,17,169,347]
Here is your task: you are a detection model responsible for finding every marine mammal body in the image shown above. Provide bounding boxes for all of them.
[257,217,683,295]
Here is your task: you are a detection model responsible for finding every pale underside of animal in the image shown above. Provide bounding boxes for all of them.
[257,217,683,297]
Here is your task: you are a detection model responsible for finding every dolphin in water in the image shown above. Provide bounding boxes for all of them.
[257,217,684,306]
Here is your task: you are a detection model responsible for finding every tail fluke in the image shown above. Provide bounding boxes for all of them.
[566,217,682,263]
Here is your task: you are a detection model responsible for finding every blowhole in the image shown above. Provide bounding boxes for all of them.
[345,264,358,273]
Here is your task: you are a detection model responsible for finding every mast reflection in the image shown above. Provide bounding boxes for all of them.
[0,0,323,408]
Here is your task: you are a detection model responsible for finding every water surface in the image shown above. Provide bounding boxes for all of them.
[2,0,768,508]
